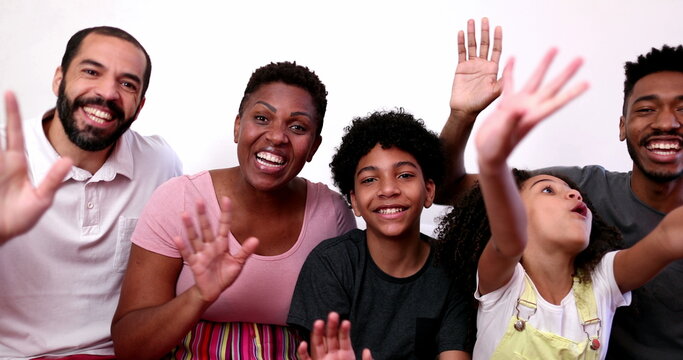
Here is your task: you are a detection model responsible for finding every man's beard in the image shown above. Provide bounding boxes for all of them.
[56,81,136,152]
[626,136,683,183]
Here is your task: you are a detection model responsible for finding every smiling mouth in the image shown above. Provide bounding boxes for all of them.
[571,203,588,217]
[256,151,286,167]
[645,139,682,156]
[83,106,113,124]
[375,207,407,215]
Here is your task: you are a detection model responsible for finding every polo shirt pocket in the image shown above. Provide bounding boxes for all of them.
[114,216,138,272]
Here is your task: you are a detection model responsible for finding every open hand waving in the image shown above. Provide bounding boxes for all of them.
[450,18,503,117]
[173,196,259,304]
[475,49,588,170]
[0,91,72,243]
[297,312,373,360]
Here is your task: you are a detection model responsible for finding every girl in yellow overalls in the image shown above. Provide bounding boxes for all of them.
[435,49,683,360]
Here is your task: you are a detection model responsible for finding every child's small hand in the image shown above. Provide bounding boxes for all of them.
[297,312,373,360]
[475,49,588,172]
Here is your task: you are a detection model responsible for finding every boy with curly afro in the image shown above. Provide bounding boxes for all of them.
[288,109,471,359]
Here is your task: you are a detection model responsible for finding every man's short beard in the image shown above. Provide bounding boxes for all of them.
[627,138,683,183]
[56,81,135,152]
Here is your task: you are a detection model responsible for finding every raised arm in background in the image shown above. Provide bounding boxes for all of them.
[436,18,502,204]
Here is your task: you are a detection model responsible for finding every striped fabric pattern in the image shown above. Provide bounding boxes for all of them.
[167,320,302,360]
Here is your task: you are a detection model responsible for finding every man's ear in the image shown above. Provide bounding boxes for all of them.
[424,179,436,208]
[307,135,322,162]
[132,98,146,120]
[619,116,626,141]
[233,115,241,143]
[52,66,64,96]
[350,191,361,217]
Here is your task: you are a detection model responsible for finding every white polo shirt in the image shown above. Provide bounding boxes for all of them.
[0,110,182,359]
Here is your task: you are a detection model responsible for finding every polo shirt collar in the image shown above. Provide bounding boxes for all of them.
[28,108,134,183]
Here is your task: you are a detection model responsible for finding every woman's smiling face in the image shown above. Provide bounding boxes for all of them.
[233,82,321,191]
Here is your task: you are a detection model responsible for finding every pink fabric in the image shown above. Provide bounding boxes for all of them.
[169,320,301,359]
[132,171,356,325]
[32,356,116,360]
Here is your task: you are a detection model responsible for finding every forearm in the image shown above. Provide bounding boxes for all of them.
[477,161,527,257]
[436,109,480,205]
[439,350,471,360]
[614,207,683,292]
[475,161,526,294]
[112,286,210,360]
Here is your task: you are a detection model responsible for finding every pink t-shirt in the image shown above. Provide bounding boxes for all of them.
[132,171,356,325]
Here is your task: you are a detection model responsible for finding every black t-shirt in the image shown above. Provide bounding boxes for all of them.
[287,229,470,359]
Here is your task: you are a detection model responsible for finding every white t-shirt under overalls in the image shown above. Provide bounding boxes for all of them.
[473,251,631,360]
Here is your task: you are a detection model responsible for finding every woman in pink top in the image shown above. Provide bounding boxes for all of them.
[111,62,356,359]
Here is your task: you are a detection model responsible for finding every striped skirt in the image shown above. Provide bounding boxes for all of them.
[167,320,302,360]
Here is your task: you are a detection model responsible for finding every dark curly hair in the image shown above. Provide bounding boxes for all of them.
[238,61,328,135]
[622,45,683,116]
[434,169,624,340]
[330,109,445,205]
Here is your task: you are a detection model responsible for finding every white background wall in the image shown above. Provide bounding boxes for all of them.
[1,0,681,234]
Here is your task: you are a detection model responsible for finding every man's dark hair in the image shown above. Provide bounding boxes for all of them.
[238,61,328,136]
[623,45,683,115]
[61,26,152,98]
[330,109,445,204]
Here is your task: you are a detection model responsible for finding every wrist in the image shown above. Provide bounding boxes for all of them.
[477,157,509,177]
[449,108,480,125]
[189,285,215,309]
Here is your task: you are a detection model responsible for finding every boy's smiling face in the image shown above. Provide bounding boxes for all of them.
[350,144,435,242]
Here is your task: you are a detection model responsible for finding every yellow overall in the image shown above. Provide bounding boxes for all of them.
[490,274,602,360]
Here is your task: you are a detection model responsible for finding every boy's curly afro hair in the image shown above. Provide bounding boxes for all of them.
[330,109,445,204]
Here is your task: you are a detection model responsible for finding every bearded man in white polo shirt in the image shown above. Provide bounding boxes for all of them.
[0,26,182,359]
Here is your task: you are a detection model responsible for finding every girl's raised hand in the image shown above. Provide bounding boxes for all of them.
[475,49,588,171]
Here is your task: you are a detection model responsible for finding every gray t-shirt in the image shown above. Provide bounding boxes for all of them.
[287,229,470,359]
[546,165,683,359]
